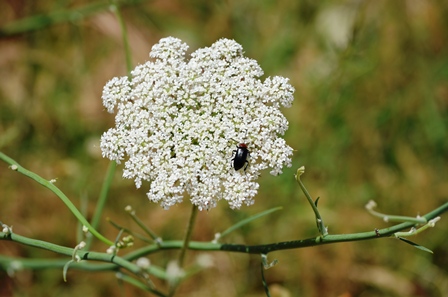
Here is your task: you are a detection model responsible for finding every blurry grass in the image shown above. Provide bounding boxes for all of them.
[1,0,448,296]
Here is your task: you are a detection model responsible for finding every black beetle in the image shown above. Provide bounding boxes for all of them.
[231,143,250,171]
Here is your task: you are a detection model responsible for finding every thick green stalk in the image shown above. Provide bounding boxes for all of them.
[1,201,446,279]
[2,200,446,272]
[0,231,139,275]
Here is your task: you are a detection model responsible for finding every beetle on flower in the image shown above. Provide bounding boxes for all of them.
[232,143,250,172]
[100,37,294,210]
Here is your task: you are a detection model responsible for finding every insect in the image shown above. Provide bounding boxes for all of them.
[231,143,250,171]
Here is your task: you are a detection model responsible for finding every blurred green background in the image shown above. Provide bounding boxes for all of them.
[1,0,447,296]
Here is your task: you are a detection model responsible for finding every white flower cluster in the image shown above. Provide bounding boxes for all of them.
[100,37,294,210]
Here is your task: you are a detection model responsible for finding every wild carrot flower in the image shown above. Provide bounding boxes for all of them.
[100,37,294,210]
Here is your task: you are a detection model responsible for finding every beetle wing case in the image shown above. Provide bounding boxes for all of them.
[231,144,250,171]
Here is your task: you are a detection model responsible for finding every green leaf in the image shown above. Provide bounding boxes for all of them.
[62,260,74,282]
[219,207,283,239]
[397,237,433,253]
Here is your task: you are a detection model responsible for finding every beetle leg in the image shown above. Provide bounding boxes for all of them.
[243,160,249,171]
[243,151,250,171]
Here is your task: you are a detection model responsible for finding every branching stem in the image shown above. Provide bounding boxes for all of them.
[295,166,328,236]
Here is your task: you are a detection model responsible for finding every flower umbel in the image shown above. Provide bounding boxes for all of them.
[100,37,294,210]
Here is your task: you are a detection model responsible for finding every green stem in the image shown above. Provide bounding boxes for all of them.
[108,217,154,243]
[86,161,116,249]
[110,0,133,74]
[0,231,140,275]
[218,207,282,240]
[260,261,271,297]
[3,201,445,257]
[295,167,328,236]
[92,161,116,230]
[365,200,427,224]
[220,201,448,254]
[1,201,446,274]
[178,205,198,267]
[116,272,166,297]
[0,0,145,37]
[168,205,198,296]
[125,206,160,241]
[0,152,114,246]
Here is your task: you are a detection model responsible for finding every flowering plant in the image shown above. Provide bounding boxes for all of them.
[0,21,446,297]
[100,37,295,210]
